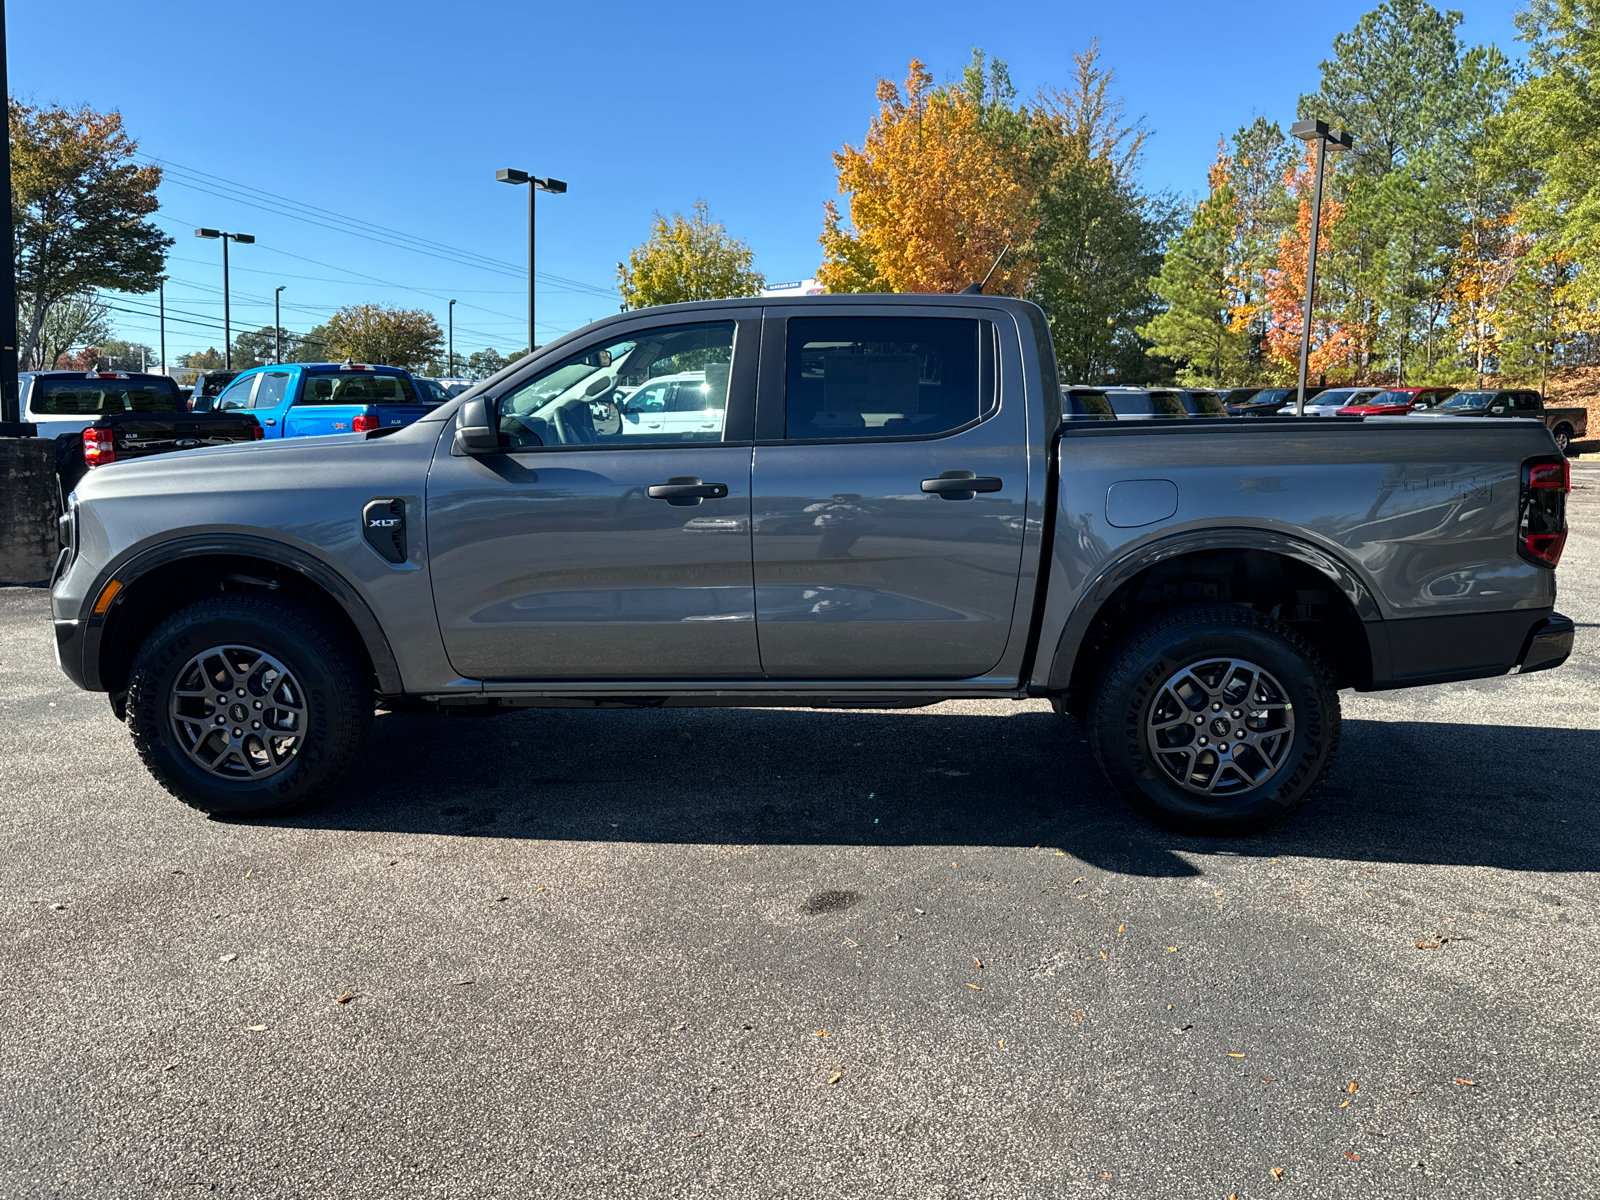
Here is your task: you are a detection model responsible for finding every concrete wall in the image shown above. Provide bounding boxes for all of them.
[0,439,60,585]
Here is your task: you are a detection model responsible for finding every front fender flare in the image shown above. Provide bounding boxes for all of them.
[80,533,403,694]
[1044,527,1382,691]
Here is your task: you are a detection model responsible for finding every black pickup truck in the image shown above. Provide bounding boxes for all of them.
[20,370,263,494]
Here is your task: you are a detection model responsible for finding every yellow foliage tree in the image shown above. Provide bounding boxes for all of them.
[818,60,1036,296]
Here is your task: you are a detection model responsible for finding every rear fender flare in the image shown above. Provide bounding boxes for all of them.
[81,533,403,694]
[1044,527,1382,690]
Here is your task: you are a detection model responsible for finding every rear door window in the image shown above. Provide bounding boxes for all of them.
[29,376,182,415]
[783,316,991,440]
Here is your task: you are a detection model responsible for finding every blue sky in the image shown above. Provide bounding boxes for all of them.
[11,0,1525,364]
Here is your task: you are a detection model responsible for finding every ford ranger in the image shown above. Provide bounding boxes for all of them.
[49,295,1575,835]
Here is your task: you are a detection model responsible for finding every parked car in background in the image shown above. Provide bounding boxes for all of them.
[21,370,262,493]
[206,363,432,439]
[412,377,454,405]
[186,370,240,413]
[1179,389,1228,418]
[1216,387,1263,408]
[1061,386,1115,421]
[1409,388,1588,451]
[435,378,474,398]
[1338,386,1456,416]
[1225,386,1324,416]
[1102,388,1188,419]
[1293,387,1383,417]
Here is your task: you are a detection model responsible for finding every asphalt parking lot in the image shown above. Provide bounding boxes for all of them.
[2,468,1597,1200]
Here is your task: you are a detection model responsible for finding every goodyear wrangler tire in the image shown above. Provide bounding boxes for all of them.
[1088,604,1341,836]
[126,595,372,817]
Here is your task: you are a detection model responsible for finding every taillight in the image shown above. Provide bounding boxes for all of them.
[352,412,378,433]
[1519,456,1570,568]
[82,427,115,467]
[251,423,265,440]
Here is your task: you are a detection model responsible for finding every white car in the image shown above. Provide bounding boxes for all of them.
[615,368,728,438]
[21,370,187,439]
[1292,387,1382,417]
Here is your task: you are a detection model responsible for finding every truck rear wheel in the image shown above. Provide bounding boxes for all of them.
[1088,604,1340,836]
[1553,424,1573,453]
[126,595,373,817]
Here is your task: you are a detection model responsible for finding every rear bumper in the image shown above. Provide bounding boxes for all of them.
[1519,612,1575,674]
[1364,607,1562,689]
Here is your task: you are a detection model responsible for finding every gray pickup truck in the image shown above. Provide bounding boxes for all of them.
[1412,386,1588,451]
[49,295,1575,834]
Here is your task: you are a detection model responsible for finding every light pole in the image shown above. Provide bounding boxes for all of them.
[495,169,567,354]
[158,277,166,374]
[1288,119,1352,416]
[0,0,20,429]
[448,299,456,376]
[274,286,286,363]
[194,228,255,369]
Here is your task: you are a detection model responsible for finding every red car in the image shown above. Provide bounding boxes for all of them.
[1338,386,1457,416]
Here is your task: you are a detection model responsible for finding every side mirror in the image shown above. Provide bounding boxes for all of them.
[453,396,501,455]
[1491,405,1506,414]
[1412,401,1426,409]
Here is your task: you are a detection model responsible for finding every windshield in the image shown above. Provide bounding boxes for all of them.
[1364,391,1415,406]
[31,375,181,415]
[415,378,451,405]
[1243,389,1292,406]
[1312,389,1366,405]
[1442,391,1498,409]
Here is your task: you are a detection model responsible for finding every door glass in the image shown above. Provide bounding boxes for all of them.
[214,376,257,411]
[252,371,291,408]
[784,316,988,440]
[498,321,735,449]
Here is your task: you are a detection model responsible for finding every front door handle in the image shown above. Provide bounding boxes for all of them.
[648,476,729,506]
[921,471,1003,500]
[263,418,277,425]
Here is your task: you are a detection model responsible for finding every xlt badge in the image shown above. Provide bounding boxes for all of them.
[362,498,407,564]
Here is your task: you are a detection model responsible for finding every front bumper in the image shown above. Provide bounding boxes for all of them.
[1519,612,1575,674]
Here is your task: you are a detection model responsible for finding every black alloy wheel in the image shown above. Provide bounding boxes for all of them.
[1088,604,1341,835]
[126,594,372,817]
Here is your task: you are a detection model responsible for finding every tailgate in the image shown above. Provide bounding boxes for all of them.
[105,413,261,460]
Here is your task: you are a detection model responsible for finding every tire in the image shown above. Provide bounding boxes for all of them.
[1088,604,1341,836]
[1553,424,1572,453]
[126,594,373,817]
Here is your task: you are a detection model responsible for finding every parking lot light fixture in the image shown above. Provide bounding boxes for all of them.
[1288,120,1352,416]
[274,286,286,363]
[448,299,456,376]
[496,170,568,354]
[195,228,255,369]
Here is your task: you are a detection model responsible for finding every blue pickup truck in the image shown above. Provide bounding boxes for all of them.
[193,363,431,438]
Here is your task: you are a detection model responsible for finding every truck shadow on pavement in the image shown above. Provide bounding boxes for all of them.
[270,706,1600,878]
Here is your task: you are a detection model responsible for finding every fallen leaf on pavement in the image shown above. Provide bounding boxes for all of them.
[1228,1053,1245,1058]
[998,1039,1005,1048]
[973,957,983,968]
[454,980,473,986]
[827,1071,842,1085]
[219,954,237,963]
[1101,1174,1111,1180]
[814,1030,830,1037]
[1347,1081,1358,1093]
[967,983,982,990]
[1261,1077,1277,1082]
[336,992,355,1004]
[1415,941,1445,950]
[1453,1078,1476,1086]
[1167,946,1179,952]
[1339,1100,1350,1107]
[1073,1011,1086,1019]
[1099,951,1108,960]
[246,1025,267,1032]
[1072,877,1085,884]
[1117,925,1125,933]
[1271,1166,1285,1181]
[1343,1152,1361,1161]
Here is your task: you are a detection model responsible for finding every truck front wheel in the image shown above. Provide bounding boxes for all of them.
[126,595,373,817]
[1088,605,1341,836]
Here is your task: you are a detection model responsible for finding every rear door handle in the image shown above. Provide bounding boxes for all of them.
[648,476,729,506]
[921,471,1003,499]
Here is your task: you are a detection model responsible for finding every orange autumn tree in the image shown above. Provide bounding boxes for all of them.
[1264,147,1351,382]
[818,60,1037,295]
